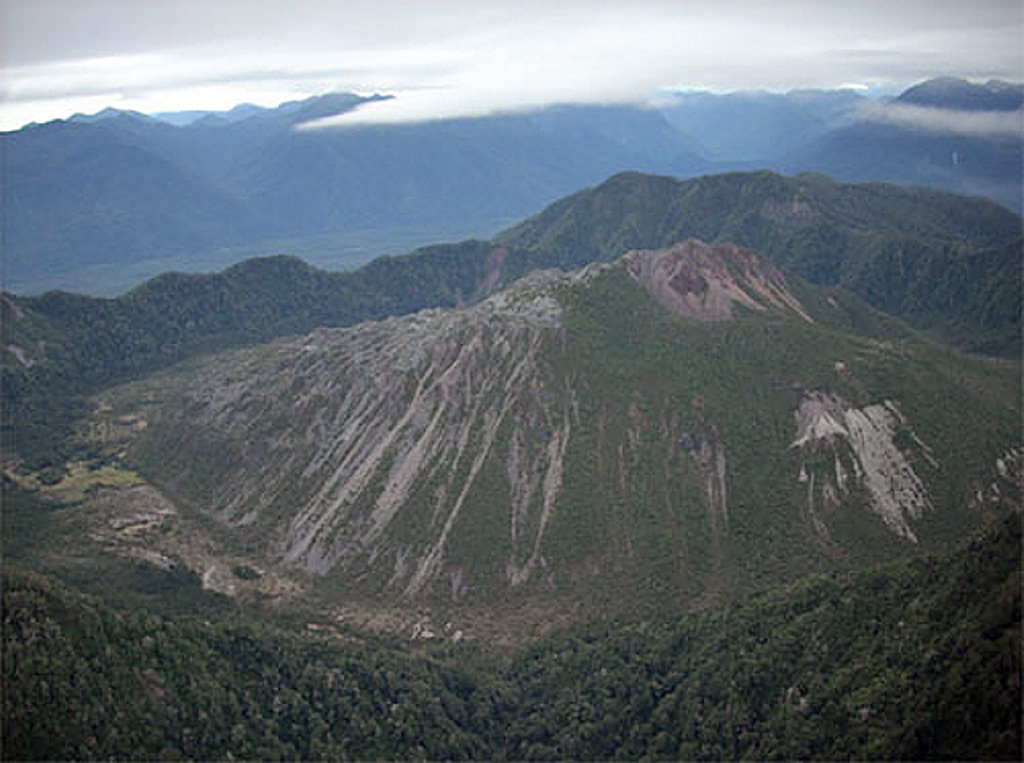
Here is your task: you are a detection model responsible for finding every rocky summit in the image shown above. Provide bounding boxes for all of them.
[624,239,812,322]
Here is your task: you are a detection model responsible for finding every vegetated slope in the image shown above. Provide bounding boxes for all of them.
[496,170,1022,353]
[504,511,1021,761]
[85,243,1019,625]
[3,511,1018,761]
[0,566,505,761]
[0,242,495,466]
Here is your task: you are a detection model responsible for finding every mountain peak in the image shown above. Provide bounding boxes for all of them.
[68,107,156,125]
[623,239,813,322]
[288,92,394,123]
[896,77,1023,111]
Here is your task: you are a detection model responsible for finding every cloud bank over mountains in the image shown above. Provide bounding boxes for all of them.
[1,0,1021,130]
[856,101,1023,138]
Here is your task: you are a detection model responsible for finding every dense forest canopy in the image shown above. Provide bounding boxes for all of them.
[3,514,1019,760]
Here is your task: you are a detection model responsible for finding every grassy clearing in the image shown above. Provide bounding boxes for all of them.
[38,462,146,504]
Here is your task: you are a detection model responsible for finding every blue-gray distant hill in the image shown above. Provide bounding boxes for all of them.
[655,88,865,162]
[3,77,1020,296]
[653,77,1023,213]
[779,78,1023,211]
[0,95,706,294]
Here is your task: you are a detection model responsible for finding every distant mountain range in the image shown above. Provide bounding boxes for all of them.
[777,78,1023,212]
[1,93,705,294]
[2,77,1019,295]
[896,77,1023,110]
[655,88,865,162]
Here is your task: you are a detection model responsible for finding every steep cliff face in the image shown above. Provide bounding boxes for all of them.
[94,241,1020,620]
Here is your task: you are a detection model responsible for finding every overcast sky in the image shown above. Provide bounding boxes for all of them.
[1,0,1021,130]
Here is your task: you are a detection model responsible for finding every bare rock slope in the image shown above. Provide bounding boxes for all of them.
[625,239,812,322]
[95,241,1020,623]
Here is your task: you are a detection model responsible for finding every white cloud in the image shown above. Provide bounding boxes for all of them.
[1,0,1021,130]
[856,101,1023,138]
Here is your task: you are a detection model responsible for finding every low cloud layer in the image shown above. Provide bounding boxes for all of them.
[856,101,1023,138]
[1,0,1021,130]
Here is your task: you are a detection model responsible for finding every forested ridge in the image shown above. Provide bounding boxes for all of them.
[1,242,493,467]
[497,170,1022,354]
[504,512,1021,760]
[3,513,1019,761]
[3,171,1019,469]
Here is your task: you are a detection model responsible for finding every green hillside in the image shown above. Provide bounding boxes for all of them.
[4,513,1018,761]
[2,226,1019,760]
[548,262,1017,590]
[497,170,1022,354]
[504,511,1021,761]
[1,243,494,467]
